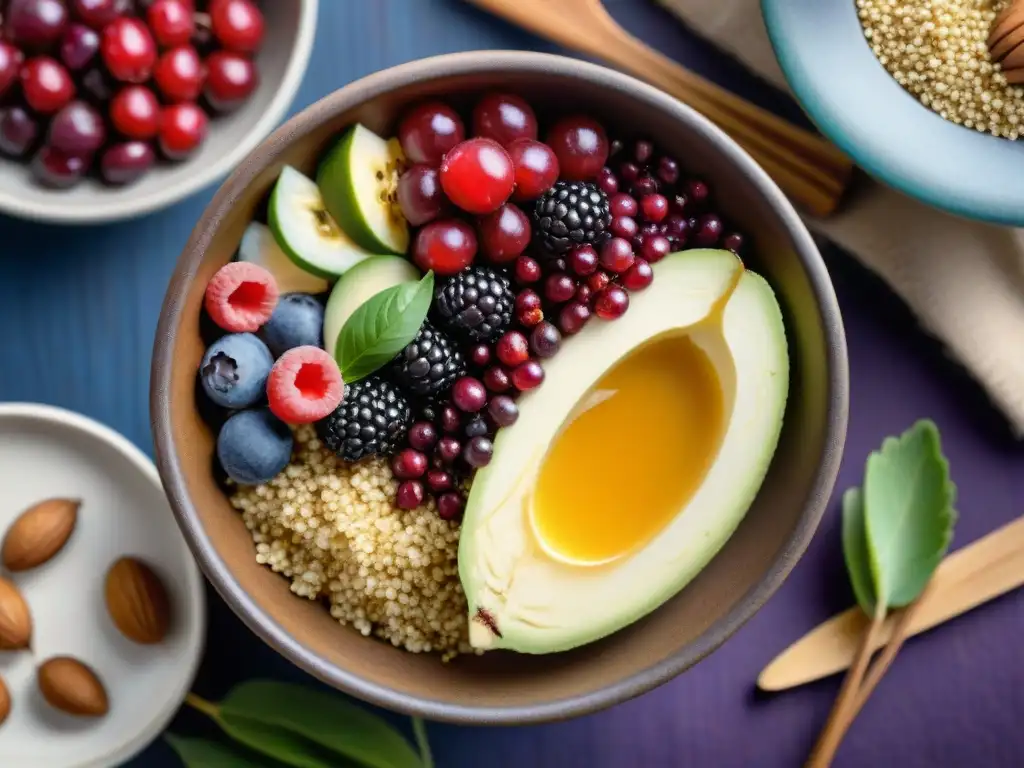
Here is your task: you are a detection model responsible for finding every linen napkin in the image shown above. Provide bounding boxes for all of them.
[658,0,1024,437]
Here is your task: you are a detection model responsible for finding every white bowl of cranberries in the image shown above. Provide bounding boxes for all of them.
[0,0,316,223]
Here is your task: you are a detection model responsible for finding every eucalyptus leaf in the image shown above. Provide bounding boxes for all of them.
[841,487,876,616]
[337,271,434,383]
[219,680,422,768]
[864,419,957,608]
[165,735,268,768]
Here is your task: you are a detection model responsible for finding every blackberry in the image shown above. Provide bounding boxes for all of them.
[316,376,411,462]
[532,181,611,255]
[389,321,466,398]
[433,266,514,343]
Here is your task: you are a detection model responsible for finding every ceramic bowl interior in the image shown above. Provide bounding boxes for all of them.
[762,0,1024,226]
[152,52,848,725]
[0,0,317,224]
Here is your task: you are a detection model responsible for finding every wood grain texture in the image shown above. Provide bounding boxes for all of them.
[0,1,1019,766]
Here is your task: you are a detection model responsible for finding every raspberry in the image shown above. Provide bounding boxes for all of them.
[267,346,344,424]
[204,261,279,332]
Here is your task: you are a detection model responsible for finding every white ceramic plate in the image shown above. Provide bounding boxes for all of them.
[0,404,206,768]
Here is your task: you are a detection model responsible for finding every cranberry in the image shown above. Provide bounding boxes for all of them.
[396,480,425,510]
[110,85,159,138]
[437,492,465,521]
[397,165,444,227]
[514,254,541,284]
[641,234,672,264]
[694,213,723,246]
[594,285,629,320]
[483,366,511,393]
[587,271,611,294]
[154,45,204,102]
[478,203,530,263]
[515,289,543,327]
[597,166,618,196]
[147,0,194,48]
[0,107,39,157]
[633,139,654,164]
[439,405,461,434]
[48,100,105,154]
[9,0,68,51]
[641,194,669,223]
[413,219,477,276]
[544,272,576,304]
[436,436,462,464]
[610,215,638,240]
[463,436,494,468]
[100,140,154,185]
[392,449,428,480]
[31,145,88,189]
[663,214,690,244]
[409,422,438,453]
[398,101,464,165]
[204,49,257,112]
[568,244,599,277]
[72,0,119,29]
[440,138,514,214]
[507,138,559,200]
[633,176,658,198]
[599,237,634,274]
[722,232,744,253]
[487,395,519,428]
[0,44,24,98]
[425,469,454,493]
[686,179,710,204]
[472,92,537,146]
[529,322,561,359]
[210,0,264,53]
[546,115,608,181]
[102,17,157,83]
[20,57,75,114]
[493,331,527,367]
[608,193,637,218]
[452,377,488,413]
[158,102,207,159]
[622,258,654,291]
[558,302,591,335]
[619,161,640,183]
[469,344,491,367]
[658,156,680,185]
[59,24,98,71]
[512,360,545,391]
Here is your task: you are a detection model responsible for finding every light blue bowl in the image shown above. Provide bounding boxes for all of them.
[762,0,1024,226]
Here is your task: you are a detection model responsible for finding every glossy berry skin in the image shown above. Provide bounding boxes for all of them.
[514,255,541,284]
[478,203,530,263]
[408,422,438,452]
[439,405,461,434]
[483,366,510,393]
[217,408,293,485]
[599,237,635,274]
[266,346,344,425]
[154,45,204,102]
[436,436,461,464]
[110,84,160,139]
[0,107,40,157]
[472,92,537,146]
[641,234,672,264]
[496,331,529,367]
[397,164,443,227]
[633,139,654,164]
[72,0,121,29]
[31,145,89,188]
[463,436,494,469]
[694,214,724,247]
[594,285,630,320]
[641,194,669,223]
[610,215,637,241]
[544,273,576,304]
[21,57,75,114]
[622,258,654,291]
[102,18,157,83]
[609,193,638,218]
[546,115,609,181]
[597,166,618,196]
[514,289,542,327]
[568,245,599,277]
[204,50,258,112]
[440,138,515,215]
[398,101,464,165]
[60,24,99,71]
[686,179,710,204]
[722,232,744,253]
[469,344,491,368]
[574,283,593,306]
[587,271,611,294]
[396,481,425,510]
[392,449,428,480]
[159,102,208,159]
[529,322,561,359]
[487,395,519,427]
[147,0,195,47]
[507,138,560,201]
[425,469,454,493]
[0,44,24,98]
[437,492,464,521]
[558,302,591,335]
[658,156,680,185]
[512,360,544,391]
[48,100,105,154]
[413,219,477,276]
[452,377,488,413]
[100,140,154,184]
[9,0,68,51]
[464,416,488,439]
[210,0,265,53]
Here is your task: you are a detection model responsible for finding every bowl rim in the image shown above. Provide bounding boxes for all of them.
[0,0,319,225]
[151,50,849,725]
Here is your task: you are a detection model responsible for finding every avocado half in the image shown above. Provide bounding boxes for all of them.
[458,249,790,655]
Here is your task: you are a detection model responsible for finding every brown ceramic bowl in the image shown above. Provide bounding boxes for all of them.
[151,51,848,725]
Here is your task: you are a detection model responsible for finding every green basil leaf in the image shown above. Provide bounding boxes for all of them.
[337,271,434,383]
[165,735,270,767]
[219,681,422,768]
[863,419,958,608]
[841,487,876,616]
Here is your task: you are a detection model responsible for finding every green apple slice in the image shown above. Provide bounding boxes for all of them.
[268,165,380,279]
[317,124,409,255]
[238,221,330,295]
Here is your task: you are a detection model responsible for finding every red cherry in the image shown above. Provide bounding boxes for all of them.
[568,245,598,276]
[477,203,530,263]
[210,0,265,53]
[546,115,609,181]
[154,45,204,102]
[397,101,464,166]
[622,258,654,291]
[20,57,75,114]
[511,360,545,391]
[594,285,630,320]
[641,194,669,223]
[110,85,160,139]
[0,43,24,98]
[204,50,258,112]
[102,17,157,83]
[147,0,195,48]
[159,102,207,159]
[507,138,559,201]
[599,237,635,274]
[641,234,672,264]
[72,0,121,29]
[471,92,538,146]
[440,138,515,214]
[496,331,529,367]
[413,219,478,276]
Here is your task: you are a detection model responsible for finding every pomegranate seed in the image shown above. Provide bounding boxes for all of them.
[484,366,511,393]
[574,283,593,305]
[496,331,529,367]
[658,156,680,185]
[594,285,630,320]
[514,254,541,284]
[512,360,545,391]
[515,290,542,326]
[599,237,635,274]
[558,302,591,335]
[622,258,654,291]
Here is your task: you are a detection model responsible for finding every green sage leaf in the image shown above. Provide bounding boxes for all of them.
[337,271,434,383]
[165,735,269,767]
[841,487,876,616]
[863,419,957,608]
[218,680,422,768]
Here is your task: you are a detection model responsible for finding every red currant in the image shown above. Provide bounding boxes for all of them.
[440,138,514,214]
[544,273,576,304]
[392,449,428,480]
[436,436,461,464]
[594,285,629,320]
[568,244,598,276]
[574,283,593,306]
[514,255,541,284]
[508,138,559,200]
[610,193,638,218]
[426,469,454,493]
[398,101,464,166]
[722,232,744,254]
[641,194,669,223]
[622,258,654,291]
[154,45,204,102]
[640,234,672,264]
[558,302,591,335]
[587,271,611,294]
[514,289,542,326]
[397,164,444,227]
[204,50,257,112]
[147,0,195,48]
[496,331,529,367]
[468,344,491,367]
[439,407,461,435]
[546,115,609,181]
[72,0,120,29]
[483,366,511,393]
[597,166,618,196]
[478,203,530,263]
[658,156,680,185]
[408,422,438,452]
[610,215,637,240]
[210,0,265,53]
[110,85,159,139]
[437,492,465,521]
[159,102,207,159]
[694,214,724,247]
[452,377,488,413]
[686,179,710,204]
[396,481,425,510]
[0,44,24,98]
[102,17,157,83]
[512,360,545,391]
[599,237,635,274]
[413,219,477,276]
[472,92,537,146]
[529,322,561,359]
[20,57,75,114]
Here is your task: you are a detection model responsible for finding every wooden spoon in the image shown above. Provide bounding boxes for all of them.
[464,0,854,217]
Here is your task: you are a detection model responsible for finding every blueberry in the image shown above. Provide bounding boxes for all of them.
[217,408,294,485]
[261,293,325,357]
[200,333,273,409]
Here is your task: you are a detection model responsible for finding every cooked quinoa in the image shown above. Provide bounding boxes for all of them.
[857,0,1024,139]
[230,425,477,659]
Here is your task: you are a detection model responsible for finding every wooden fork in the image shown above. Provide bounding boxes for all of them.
[464,0,854,217]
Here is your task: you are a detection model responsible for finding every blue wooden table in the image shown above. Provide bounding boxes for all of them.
[1,1,1021,765]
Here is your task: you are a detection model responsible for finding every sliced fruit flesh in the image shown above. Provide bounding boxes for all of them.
[238,221,329,295]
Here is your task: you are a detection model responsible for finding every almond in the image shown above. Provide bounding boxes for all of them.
[0,577,31,650]
[2,498,80,572]
[37,657,108,717]
[104,557,171,645]
[0,675,10,726]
